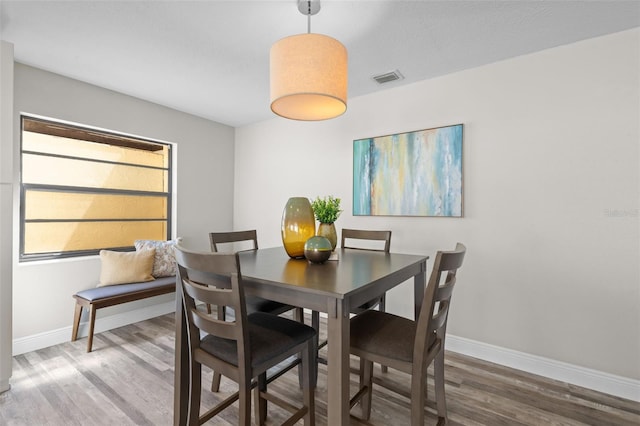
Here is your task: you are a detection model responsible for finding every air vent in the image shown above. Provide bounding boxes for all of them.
[372,70,404,84]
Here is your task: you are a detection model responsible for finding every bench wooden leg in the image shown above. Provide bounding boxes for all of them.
[87,305,96,352]
[71,303,83,342]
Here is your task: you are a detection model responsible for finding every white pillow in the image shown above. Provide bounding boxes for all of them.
[134,238,181,278]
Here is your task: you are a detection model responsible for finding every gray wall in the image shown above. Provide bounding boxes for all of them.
[234,29,639,387]
[10,64,235,345]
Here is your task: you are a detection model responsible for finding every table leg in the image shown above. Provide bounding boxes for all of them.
[326,298,350,425]
[174,281,189,426]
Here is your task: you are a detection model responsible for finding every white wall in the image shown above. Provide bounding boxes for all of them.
[235,28,640,386]
[11,64,235,344]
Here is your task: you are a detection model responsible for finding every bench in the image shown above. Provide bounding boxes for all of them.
[71,276,175,352]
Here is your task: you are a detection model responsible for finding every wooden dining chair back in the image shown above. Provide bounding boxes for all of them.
[174,245,316,426]
[340,228,392,313]
[208,229,260,319]
[207,230,255,325]
[341,228,392,253]
[312,228,393,373]
[210,230,258,253]
[207,230,305,392]
[208,229,302,318]
[349,243,466,426]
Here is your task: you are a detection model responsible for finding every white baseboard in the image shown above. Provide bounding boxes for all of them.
[12,301,175,356]
[446,334,640,402]
[12,308,639,402]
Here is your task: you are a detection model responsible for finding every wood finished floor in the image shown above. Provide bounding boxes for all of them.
[1,313,638,425]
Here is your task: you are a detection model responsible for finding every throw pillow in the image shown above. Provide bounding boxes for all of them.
[98,249,156,287]
[134,238,181,278]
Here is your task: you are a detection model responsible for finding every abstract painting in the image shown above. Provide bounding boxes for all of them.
[353,124,463,217]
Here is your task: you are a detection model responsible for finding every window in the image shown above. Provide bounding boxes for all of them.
[20,116,172,261]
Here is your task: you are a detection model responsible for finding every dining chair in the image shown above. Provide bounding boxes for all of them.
[208,230,260,318]
[209,230,305,391]
[349,243,466,425]
[341,228,392,253]
[311,228,392,369]
[174,245,316,426]
[209,229,259,254]
[341,228,392,313]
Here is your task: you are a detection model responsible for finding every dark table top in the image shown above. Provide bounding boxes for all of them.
[238,246,428,300]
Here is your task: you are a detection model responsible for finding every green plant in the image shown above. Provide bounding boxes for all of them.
[311,196,342,223]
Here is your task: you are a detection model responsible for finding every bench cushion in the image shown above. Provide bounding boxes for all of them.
[75,276,175,302]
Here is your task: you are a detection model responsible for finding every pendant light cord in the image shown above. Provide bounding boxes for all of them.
[307,1,311,33]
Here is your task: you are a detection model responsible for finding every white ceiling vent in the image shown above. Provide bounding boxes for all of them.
[372,70,404,84]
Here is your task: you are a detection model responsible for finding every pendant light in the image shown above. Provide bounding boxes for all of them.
[270,0,348,121]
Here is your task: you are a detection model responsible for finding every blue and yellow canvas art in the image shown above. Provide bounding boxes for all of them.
[353,124,463,217]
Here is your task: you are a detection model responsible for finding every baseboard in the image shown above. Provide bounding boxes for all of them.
[312,311,639,401]
[446,334,640,402]
[12,308,639,402]
[12,301,175,356]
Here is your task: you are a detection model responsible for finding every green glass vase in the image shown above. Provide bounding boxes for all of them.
[281,197,316,258]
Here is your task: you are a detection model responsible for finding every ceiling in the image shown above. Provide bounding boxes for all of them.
[1,1,639,128]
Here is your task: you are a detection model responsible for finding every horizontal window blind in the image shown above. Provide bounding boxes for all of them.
[20,116,173,261]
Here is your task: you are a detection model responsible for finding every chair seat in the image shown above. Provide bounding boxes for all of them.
[350,310,435,363]
[201,312,316,368]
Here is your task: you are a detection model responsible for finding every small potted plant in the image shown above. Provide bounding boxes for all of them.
[311,196,342,250]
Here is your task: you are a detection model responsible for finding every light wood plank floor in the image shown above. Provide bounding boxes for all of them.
[1,313,638,425]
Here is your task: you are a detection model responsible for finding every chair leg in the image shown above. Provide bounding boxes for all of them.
[238,377,252,426]
[71,303,82,342]
[311,310,320,340]
[302,341,315,426]
[86,305,96,352]
[360,358,374,420]
[311,333,318,390]
[254,373,267,425]
[434,348,448,422]
[294,307,309,389]
[298,330,318,390]
[410,368,426,426]
[188,361,202,426]
[311,310,321,386]
[211,371,222,392]
[211,304,226,391]
[379,294,388,374]
[358,357,365,384]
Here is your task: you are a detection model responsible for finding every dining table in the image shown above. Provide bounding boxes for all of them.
[174,246,428,425]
